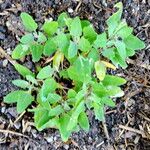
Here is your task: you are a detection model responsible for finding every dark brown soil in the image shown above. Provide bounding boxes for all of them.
[0,0,150,149]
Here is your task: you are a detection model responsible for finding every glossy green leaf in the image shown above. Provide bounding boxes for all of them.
[20,12,38,32]
[78,37,91,52]
[47,93,61,104]
[67,89,77,99]
[94,32,107,48]
[14,63,34,77]
[68,41,78,59]
[37,65,54,79]
[106,86,124,97]
[42,21,58,36]
[43,38,57,56]
[70,17,82,37]
[102,75,126,86]
[26,75,38,85]
[124,34,145,50]
[101,97,116,107]
[88,48,99,62]
[49,105,64,117]
[30,44,43,62]
[95,61,106,81]
[58,12,68,27]
[12,79,30,89]
[78,112,89,132]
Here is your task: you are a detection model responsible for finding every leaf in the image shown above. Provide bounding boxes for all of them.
[117,26,133,39]
[47,93,61,104]
[102,75,126,86]
[12,79,30,89]
[124,34,145,50]
[126,48,135,57]
[68,41,78,59]
[114,40,126,60]
[78,112,89,132]
[20,33,34,44]
[12,44,29,59]
[37,65,54,79]
[26,75,38,85]
[54,33,69,54]
[4,90,33,113]
[81,20,90,29]
[14,63,34,77]
[59,114,72,142]
[53,51,64,71]
[94,32,107,48]
[67,101,85,131]
[70,17,82,37]
[57,12,68,27]
[93,103,105,121]
[20,12,38,32]
[106,2,123,37]
[43,38,57,56]
[42,21,58,36]
[101,97,116,107]
[101,61,116,70]
[30,43,43,62]
[67,89,77,99]
[102,48,115,59]
[78,37,91,52]
[83,25,97,43]
[95,61,106,81]
[106,86,124,97]
[88,48,99,62]
[49,105,64,117]
[37,32,47,43]
[40,78,58,101]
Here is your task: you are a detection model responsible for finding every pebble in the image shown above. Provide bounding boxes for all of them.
[68,8,74,13]
[14,122,21,129]
[0,32,5,40]
[45,136,53,143]
[2,59,8,67]
[64,144,69,150]
[1,107,6,113]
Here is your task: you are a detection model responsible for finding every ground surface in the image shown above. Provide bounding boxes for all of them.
[0,0,150,149]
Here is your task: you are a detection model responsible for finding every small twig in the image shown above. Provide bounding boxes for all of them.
[138,112,150,122]
[14,111,26,124]
[75,0,82,12]
[102,121,110,141]
[0,128,29,138]
[119,125,147,138]
[0,47,16,65]
[96,141,104,148]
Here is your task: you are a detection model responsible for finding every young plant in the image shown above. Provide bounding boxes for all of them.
[4,2,145,141]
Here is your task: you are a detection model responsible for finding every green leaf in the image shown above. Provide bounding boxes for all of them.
[40,78,58,101]
[114,40,126,60]
[49,105,64,117]
[101,97,115,107]
[106,2,123,37]
[42,21,58,36]
[81,20,90,29]
[93,103,105,121]
[47,93,61,104]
[88,48,99,62]
[78,112,89,132]
[124,34,145,50]
[95,61,106,81]
[106,86,124,97]
[58,12,68,27]
[102,48,115,59]
[59,114,72,142]
[4,90,33,113]
[30,43,43,62]
[78,37,91,52]
[26,75,38,85]
[54,33,69,54]
[12,80,30,89]
[94,32,107,48]
[102,75,126,86]
[70,17,82,37]
[20,33,34,44]
[12,44,29,59]
[14,63,34,77]
[20,12,38,32]
[37,65,54,79]
[83,25,97,43]
[37,32,47,43]
[117,26,133,39]
[68,89,77,98]
[126,48,135,57]
[43,38,57,56]
[68,41,78,59]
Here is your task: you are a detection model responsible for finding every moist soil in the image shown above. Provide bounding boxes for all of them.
[0,0,150,149]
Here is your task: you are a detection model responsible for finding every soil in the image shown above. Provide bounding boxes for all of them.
[0,0,150,149]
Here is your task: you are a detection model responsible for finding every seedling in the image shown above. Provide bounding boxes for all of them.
[4,2,145,141]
